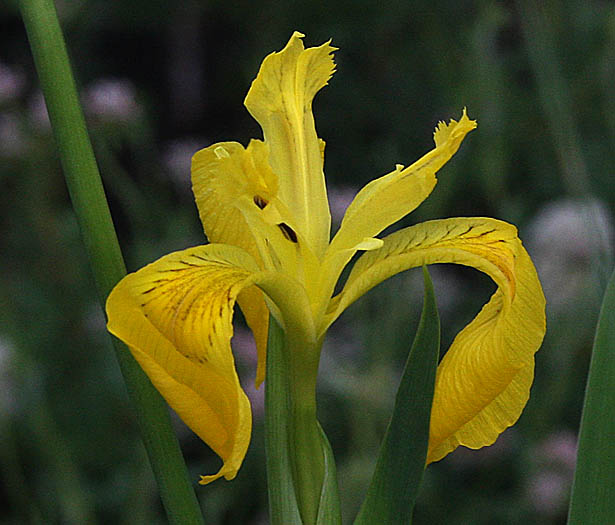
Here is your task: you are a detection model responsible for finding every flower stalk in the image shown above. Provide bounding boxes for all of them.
[19,0,203,522]
[264,318,302,524]
[286,336,325,524]
[264,317,327,524]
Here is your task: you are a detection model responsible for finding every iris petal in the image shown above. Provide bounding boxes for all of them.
[244,31,334,257]
[193,140,278,385]
[325,217,546,462]
[192,139,320,383]
[319,110,477,308]
[329,110,476,256]
[106,241,316,484]
[106,244,262,483]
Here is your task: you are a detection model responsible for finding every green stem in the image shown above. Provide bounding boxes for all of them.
[265,318,302,525]
[287,335,325,525]
[19,1,203,523]
[264,318,328,525]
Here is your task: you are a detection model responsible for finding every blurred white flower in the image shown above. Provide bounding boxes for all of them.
[526,430,577,516]
[83,78,141,122]
[537,430,577,472]
[28,91,51,131]
[0,62,25,105]
[163,138,207,192]
[0,112,26,157]
[328,185,357,226]
[528,471,569,515]
[231,326,258,368]
[526,198,613,310]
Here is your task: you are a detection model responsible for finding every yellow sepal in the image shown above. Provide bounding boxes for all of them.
[106,242,317,483]
[325,217,546,461]
[106,244,263,483]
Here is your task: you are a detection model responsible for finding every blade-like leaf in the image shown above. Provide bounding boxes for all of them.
[567,267,615,524]
[354,266,440,525]
[20,0,203,522]
[316,422,342,525]
[265,317,302,525]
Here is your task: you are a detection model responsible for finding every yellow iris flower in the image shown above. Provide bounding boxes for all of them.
[106,32,546,485]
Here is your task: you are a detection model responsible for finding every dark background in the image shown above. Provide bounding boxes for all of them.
[1,1,614,523]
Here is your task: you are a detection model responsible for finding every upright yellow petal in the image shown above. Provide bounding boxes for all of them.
[106,244,263,484]
[325,217,546,461]
[192,139,321,383]
[193,140,276,385]
[314,110,477,319]
[244,32,334,257]
[328,110,477,257]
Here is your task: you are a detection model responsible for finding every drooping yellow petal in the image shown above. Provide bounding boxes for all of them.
[325,217,546,462]
[244,31,334,257]
[106,240,317,485]
[106,244,265,484]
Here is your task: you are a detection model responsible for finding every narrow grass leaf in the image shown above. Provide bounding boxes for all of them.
[354,266,440,525]
[567,267,615,524]
[19,0,203,522]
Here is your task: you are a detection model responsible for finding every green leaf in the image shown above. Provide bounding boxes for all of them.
[19,0,203,522]
[354,266,440,525]
[567,267,615,524]
[316,423,342,525]
[265,317,302,525]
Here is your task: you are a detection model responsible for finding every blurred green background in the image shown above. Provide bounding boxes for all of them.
[1,1,614,523]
